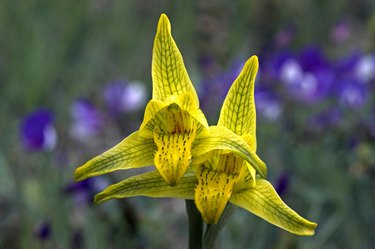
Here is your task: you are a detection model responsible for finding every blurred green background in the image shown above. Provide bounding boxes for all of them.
[1,0,375,248]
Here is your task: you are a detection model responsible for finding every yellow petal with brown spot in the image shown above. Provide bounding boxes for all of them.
[194,166,238,224]
[154,128,196,186]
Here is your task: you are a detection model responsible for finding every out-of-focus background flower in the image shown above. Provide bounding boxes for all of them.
[1,1,375,248]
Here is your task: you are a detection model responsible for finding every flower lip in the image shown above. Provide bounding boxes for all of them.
[153,126,196,186]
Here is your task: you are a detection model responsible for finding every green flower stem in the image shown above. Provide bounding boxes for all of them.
[186,200,203,249]
[203,204,236,249]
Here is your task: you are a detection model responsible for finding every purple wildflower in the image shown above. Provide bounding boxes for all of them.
[334,51,362,77]
[278,47,334,103]
[64,177,108,206]
[255,89,282,121]
[35,221,51,241]
[20,109,57,151]
[262,51,294,81]
[70,99,104,140]
[298,46,329,72]
[279,58,303,84]
[275,171,289,197]
[338,79,367,109]
[103,80,147,115]
[355,54,375,83]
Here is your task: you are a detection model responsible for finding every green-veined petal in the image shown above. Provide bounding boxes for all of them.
[230,179,317,236]
[152,14,199,106]
[192,126,267,178]
[242,134,257,153]
[218,56,258,150]
[139,99,167,138]
[74,131,155,181]
[244,162,256,187]
[196,109,209,132]
[95,170,196,204]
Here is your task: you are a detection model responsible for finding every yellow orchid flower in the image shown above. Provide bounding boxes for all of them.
[193,56,317,236]
[74,14,266,188]
[93,56,317,236]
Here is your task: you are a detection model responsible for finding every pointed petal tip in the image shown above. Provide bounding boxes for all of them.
[202,214,220,225]
[287,218,317,236]
[166,178,178,187]
[159,173,181,187]
[250,54,258,62]
[157,13,171,33]
[160,13,169,20]
[301,221,318,236]
[245,55,259,68]
[74,161,96,182]
[94,194,105,204]
[155,164,185,187]
[73,167,86,182]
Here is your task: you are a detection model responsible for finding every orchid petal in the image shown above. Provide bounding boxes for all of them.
[74,131,155,181]
[192,126,267,178]
[218,56,259,150]
[139,99,167,138]
[244,162,257,187]
[230,179,317,236]
[152,14,199,106]
[95,170,196,204]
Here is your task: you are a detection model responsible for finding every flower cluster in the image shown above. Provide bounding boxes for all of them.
[74,14,317,235]
[253,47,375,123]
[20,79,147,150]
